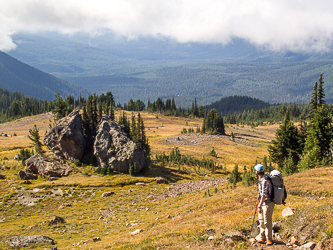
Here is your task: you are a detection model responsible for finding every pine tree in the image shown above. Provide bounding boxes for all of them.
[28,124,44,154]
[268,108,302,168]
[299,74,332,169]
[52,93,68,121]
[110,103,115,120]
[317,73,325,108]
[309,82,318,119]
[229,164,241,185]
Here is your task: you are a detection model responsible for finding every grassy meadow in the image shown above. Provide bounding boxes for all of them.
[0,112,332,249]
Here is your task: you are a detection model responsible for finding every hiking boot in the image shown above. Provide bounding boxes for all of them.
[258,238,266,244]
[266,240,273,245]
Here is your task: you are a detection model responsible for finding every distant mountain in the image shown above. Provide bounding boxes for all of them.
[6,32,333,106]
[0,51,89,100]
[205,95,270,115]
[8,32,333,78]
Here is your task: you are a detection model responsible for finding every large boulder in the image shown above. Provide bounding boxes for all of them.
[44,110,85,162]
[25,154,75,179]
[94,116,145,173]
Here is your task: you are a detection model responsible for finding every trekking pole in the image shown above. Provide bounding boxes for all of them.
[250,200,259,235]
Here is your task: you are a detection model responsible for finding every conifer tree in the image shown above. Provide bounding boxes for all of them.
[110,103,115,120]
[52,93,68,121]
[28,124,44,153]
[317,73,325,108]
[268,108,302,168]
[309,81,318,119]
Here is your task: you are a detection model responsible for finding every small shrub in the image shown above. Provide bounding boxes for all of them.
[3,156,8,161]
[74,159,82,167]
[208,147,218,158]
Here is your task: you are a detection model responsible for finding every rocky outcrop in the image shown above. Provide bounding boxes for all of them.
[18,170,37,180]
[44,110,85,162]
[9,235,55,247]
[25,154,75,179]
[93,116,145,173]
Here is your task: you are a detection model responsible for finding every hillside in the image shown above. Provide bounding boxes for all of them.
[65,62,333,107]
[0,112,332,249]
[205,95,270,115]
[0,52,89,100]
[6,33,333,107]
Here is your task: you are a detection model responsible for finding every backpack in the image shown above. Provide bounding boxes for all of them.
[268,170,287,205]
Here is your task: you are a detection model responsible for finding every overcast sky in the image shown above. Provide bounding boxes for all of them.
[1,0,333,53]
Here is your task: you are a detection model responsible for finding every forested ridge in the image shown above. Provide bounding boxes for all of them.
[0,51,89,100]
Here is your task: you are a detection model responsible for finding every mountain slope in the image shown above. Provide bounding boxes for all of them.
[0,51,89,100]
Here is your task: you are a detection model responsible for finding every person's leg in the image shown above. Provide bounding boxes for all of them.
[265,202,275,241]
[258,209,266,240]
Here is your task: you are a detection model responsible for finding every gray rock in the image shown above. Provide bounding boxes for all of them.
[94,116,145,173]
[156,177,169,184]
[102,191,115,197]
[49,216,65,225]
[282,207,296,217]
[9,235,55,247]
[14,154,19,160]
[273,221,282,232]
[18,170,37,180]
[296,242,316,250]
[25,154,76,179]
[44,110,85,162]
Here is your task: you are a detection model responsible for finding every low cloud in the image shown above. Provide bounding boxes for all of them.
[1,0,333,53]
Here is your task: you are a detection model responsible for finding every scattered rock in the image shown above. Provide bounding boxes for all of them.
[273,221,282,232]
[0,166,5,170]
[25,154,76,179]
[83,237,101,244]
[156,177,169,184]
[14,154,19,160]
[290,236,298,245]
[136,182,146,186]
[9,235,55,247]
[223,231,243,241]
[208,236,217,240]
[58,203,72,209]
[130,229,143,235]
[102,191,115,197]
[282,207,296,217]
[166,215,171,219]
[25,225,36,231]
[22,180,32,184]
[44,110,86,162]
[18,170,37,180]
[296,242,316,250]
[249,238,256,244]
[0,174,6,179]
[49,216,65,225]
[93,116,145,172]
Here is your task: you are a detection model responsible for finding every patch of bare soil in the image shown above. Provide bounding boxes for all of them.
[8,187,94,206]
[148,178,227,200]
[0,112,53,131]
[161,134,262,147]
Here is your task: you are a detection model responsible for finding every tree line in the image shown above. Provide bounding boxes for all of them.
[268,74,332,174]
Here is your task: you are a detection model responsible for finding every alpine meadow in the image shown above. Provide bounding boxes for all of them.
[1,1,333,249]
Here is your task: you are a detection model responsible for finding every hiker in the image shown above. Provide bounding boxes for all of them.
[255,164,274,245]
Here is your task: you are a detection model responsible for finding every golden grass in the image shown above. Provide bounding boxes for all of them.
[0,112,332,249]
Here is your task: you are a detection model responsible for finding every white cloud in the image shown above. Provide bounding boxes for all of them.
[1,0,333,52]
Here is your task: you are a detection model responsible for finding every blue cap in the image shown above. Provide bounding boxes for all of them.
[254,164,264,172]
